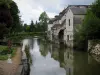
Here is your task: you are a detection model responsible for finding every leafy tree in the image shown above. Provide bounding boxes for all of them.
[26,25,30,32]
[30,20,35,32]
[91,0,100,18]
[10,1,23,33]
[0,23,9,38]
[35,21,42,32]
[74,0,100,50]
[24,24,28,32]
[0,0,13,38]
[39,11,49,32]
[0,0,12,8]
[82,10,100,39]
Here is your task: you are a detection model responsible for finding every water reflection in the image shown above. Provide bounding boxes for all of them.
[30,38,66,75]
[39,40,100,75]
[22,38,100,75]
[22,39,29,51]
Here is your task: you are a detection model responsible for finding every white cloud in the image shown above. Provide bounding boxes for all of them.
[13,0,95,24]
[13,0,61,24]
[47,12,58,18]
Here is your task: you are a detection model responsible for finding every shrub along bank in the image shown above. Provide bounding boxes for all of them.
[0,45,16,60]
[74,0,100,51]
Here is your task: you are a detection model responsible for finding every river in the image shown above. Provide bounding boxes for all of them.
[22,38,100,75]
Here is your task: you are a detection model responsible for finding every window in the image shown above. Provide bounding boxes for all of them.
[70,35,71,39]
[69,19,70,26]
[67,52,69,58]
[67,35,69,40]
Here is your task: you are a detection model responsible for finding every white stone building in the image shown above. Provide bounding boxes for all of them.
[65,5,89,46]
[47,5,89,47]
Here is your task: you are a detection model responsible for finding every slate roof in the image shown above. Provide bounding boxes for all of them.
[51,24,61,30]
[70,7,88,15]
[52,5,89,22]
[53,15,61,21]
[74,17,83,25]
[48,18,55,24]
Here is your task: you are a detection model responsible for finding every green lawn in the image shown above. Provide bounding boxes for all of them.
[0,45,16,60]
[0,45,7,51]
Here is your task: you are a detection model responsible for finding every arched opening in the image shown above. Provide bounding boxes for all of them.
[58,29,64,42]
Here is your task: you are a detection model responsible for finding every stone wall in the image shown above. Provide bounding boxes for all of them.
[88,40,100,55]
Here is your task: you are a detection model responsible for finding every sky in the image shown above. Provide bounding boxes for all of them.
[13,0,95,24]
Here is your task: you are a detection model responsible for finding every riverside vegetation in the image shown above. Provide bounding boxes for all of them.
[74,0,100,51]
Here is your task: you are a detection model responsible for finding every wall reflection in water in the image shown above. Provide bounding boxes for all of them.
[41,41,100,75]
[23,38,100,75]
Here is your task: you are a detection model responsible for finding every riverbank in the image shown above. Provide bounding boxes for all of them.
[0,47,21,75]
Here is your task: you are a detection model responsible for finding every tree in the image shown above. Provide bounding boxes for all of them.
[26,25,30,32]
[82,10,100,39]
[10,1,22,33]
[35,21,42,32]
[39,11,49,32]
[91,0,100,18]
[24,24,28,32]
[0,23,9,38]
[30,20,35,32]
[0,0,12,8]
[74,0,100,50]
[0,0,13,38]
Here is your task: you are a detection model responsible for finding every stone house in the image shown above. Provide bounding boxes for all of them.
[65,5,89,46]
[47,5,89,47]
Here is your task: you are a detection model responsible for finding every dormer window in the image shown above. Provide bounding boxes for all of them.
[69,19,70,26]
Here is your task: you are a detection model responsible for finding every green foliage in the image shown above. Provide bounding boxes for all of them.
[0,0,12,8]
[23,11,49,33]
[0,0,13,38]
[91,0,100,18]
[0,45,16,60]
[82,10,100,39]
[0,4,13,27]
[30,20,36,32]
[0,23,9,38]
[39,11,49,32]
[23,24,27,32]
[40,41,49,57]
[74,0,100,50]
[0,45,8,51]
[10,1,23,33]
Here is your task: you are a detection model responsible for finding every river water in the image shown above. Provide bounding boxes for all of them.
[22,38,100,75]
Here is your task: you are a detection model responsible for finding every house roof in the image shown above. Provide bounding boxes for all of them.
[74,17,83,25]
[70,7,87,15]
[51,24,61,30]
[59,8,69,19]
[69,5,90,15]
[48,18,55,24]
[52,5,89,22]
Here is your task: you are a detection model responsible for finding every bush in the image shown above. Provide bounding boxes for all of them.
[0,45,16,60]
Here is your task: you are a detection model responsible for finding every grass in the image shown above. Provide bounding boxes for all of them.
[0,45,17,60]
[0,45,7,51]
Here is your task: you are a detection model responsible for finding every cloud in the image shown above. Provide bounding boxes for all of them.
[13,0,95,24]
[63,0,95,5]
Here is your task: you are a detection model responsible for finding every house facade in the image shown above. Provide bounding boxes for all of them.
[47,5,89,47]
